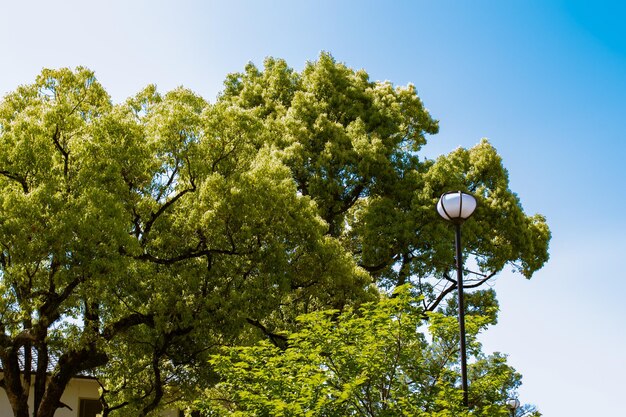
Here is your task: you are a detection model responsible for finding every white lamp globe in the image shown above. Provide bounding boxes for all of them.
[436,191,477,223]
[506,398,520,410]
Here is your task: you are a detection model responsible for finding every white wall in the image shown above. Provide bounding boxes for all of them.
[0,376,100,417]
[0,377,177,416]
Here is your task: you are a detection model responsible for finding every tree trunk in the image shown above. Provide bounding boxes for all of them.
[35,379,66,417]
[6,393,29,417]
[2,349,30,417]
[34,344,49,415]
[35,346,107,417]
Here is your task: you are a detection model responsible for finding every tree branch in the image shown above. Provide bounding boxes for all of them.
[462,271,497,289]
[246,318,288,349]
[424,270,498,313]
[102,313,155,340]
[141,186,195,243]
[135,246,243,265]
[51,125,70,179]
[424,282,457,313]
[0,170,29,193]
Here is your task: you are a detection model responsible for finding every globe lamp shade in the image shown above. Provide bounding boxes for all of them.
[506,398,520,410]
[436,191,477,223]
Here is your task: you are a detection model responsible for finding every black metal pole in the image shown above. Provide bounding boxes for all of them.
[455,223,469,407]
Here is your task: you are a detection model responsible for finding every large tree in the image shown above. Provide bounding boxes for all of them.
[0,66,367,417]
[0,54,549,417]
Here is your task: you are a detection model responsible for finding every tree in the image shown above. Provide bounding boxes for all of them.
[0,54,550,416]
[0,67,367,417]
[216,53,550,309]
[200,286,541,416]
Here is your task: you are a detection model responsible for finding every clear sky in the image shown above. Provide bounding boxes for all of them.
[1,1,624,415]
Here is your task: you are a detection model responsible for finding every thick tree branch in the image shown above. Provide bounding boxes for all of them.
[37,345,108,417]
[142,186,195,243]
[51,125,69,179]
[395,252,412,287]
[34,344,49,417]
[135,246,243,265]
[246,318,288,349]
[102,313,155,340]
[0,170,29,193]
[425,282,457,314]
[359,253,400,275]
[37,276,83,332]
[139,353,164,417]
[340,182,366,215]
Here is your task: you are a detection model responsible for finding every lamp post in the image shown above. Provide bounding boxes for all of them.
[436,191,477,408]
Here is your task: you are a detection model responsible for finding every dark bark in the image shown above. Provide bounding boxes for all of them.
[36,346,108,417]
[102,312,154,340]
[34,344,49,416]
[0,171,29,194]
[246,318,288,349]
[139,354,164,417]
[2,347,29,417]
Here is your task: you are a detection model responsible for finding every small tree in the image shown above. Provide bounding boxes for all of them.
[201,286,541,416]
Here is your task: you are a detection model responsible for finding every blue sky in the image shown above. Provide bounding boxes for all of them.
[1,1,624,415]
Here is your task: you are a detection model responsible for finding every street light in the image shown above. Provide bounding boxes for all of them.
[506,398,520,416]
[436,191,477,407]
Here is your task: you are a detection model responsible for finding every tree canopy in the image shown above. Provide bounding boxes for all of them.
[0,53,549,417]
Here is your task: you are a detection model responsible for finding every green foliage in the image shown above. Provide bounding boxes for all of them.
[199,286,539,416]
[219,53,439,237]
[0,53,550,416]
[218,53,550,300]
[0,64,369,417]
